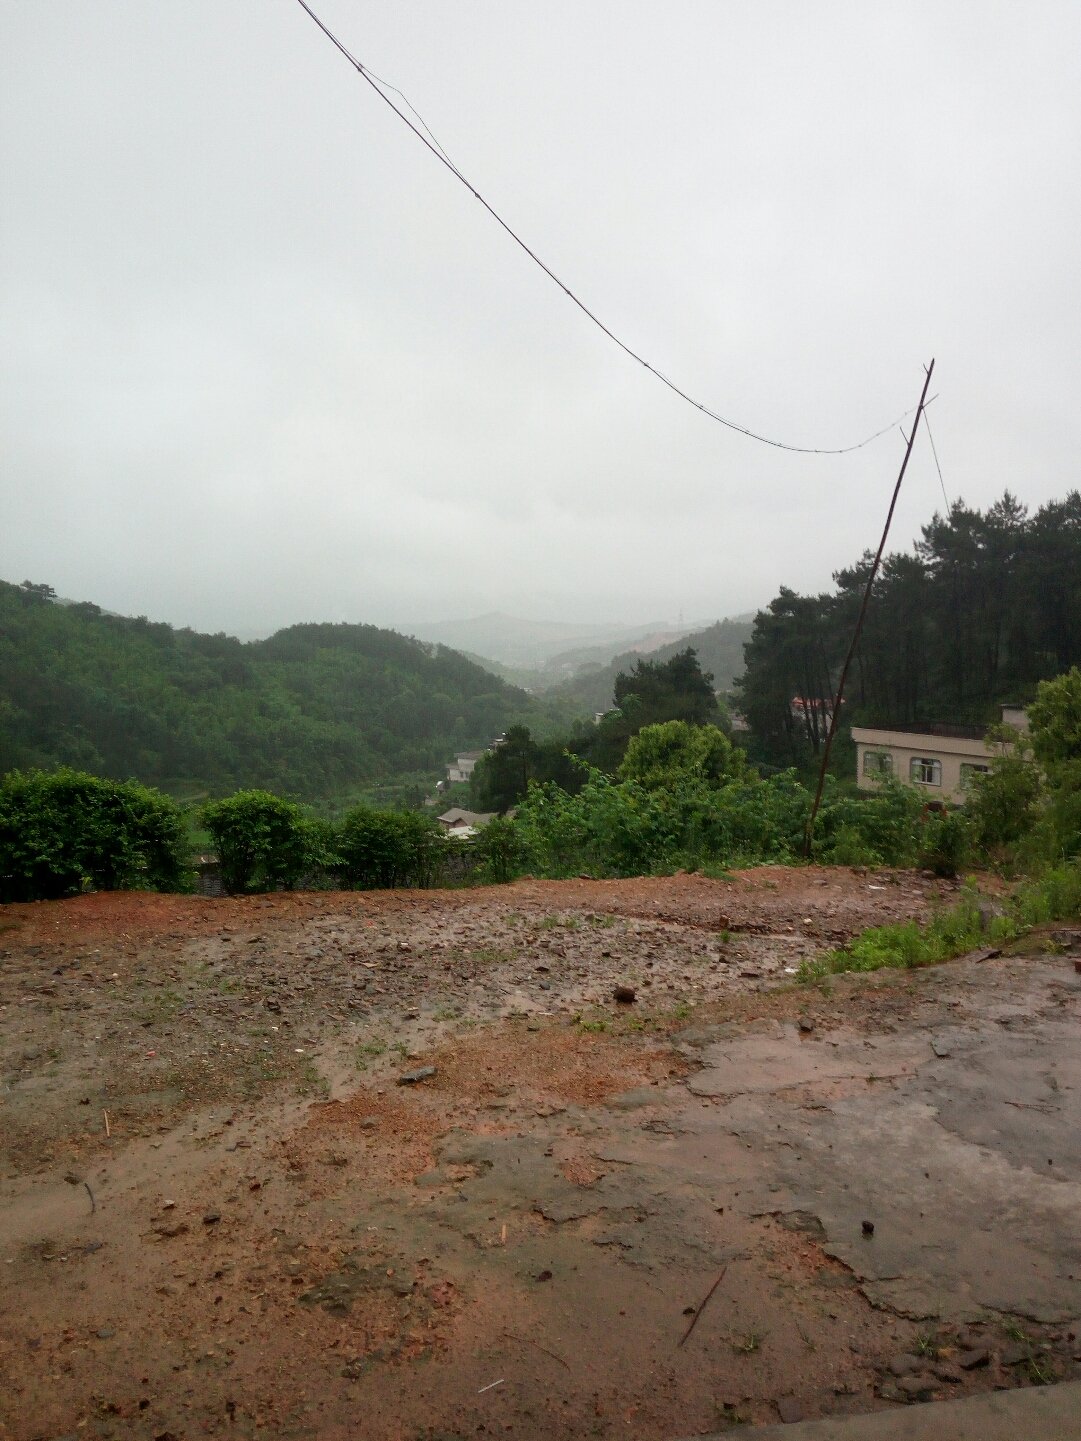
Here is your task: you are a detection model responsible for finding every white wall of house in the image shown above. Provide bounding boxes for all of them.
[851,727,992,804]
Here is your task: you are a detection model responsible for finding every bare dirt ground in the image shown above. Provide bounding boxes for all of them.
[1,867,1079,1440]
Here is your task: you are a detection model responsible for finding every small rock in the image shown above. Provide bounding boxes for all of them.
[397,1066,436,1085]
[535,1269,553,1283]
[888,1353,920,1377]
[897,1374,936,1401]
[1000,1344,1030,1366]
[202,1210,222,1225]
[613,986,637,1004]
[776,1396,803,1424]
[358,1117,378,1130]
[958,1347,990,1370]
[861,1220,875,1236]
[797,1018,814,1034]
[933,1362,964,1384]
[96,1327,115,1340]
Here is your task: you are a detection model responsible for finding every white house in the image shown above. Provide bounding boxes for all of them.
[851,705,1027,805]
[446,750,486,785]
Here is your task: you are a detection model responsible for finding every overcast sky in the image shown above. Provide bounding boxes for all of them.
[3,2,1079,638]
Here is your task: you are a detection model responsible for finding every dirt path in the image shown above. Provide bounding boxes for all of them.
[2,868,1078,1439]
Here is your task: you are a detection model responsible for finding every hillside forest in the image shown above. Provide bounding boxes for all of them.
[0,581,570,806]
[738,492,1081,768]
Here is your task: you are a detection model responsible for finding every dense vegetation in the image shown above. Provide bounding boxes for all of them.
[468,648,724,811]
[737,492,1081,768]
[6,666,1081,903]
[0,580,569,803]
[0,768,190,902]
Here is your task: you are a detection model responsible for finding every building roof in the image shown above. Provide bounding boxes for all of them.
[437,808,496,827]
[854,720,988,742]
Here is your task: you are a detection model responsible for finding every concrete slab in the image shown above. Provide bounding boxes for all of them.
[681,1378,1081,1440]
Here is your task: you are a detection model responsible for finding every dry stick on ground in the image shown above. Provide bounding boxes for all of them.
[677,1264,728,1347]
[84,1181,95,1215]
[503,1331,572,1370]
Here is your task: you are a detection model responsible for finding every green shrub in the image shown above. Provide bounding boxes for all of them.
[337,805,446,889]
[816,779,923,867]
[0,767,191,902]
[201,790,332,894]
[918,808,972,878]
[1016,862,1081,926]
[472,815,524,884]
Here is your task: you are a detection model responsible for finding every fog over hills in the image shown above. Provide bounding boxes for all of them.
[406,612,698,670]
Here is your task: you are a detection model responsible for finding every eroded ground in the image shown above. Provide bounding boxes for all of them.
[1,868,1079,1439]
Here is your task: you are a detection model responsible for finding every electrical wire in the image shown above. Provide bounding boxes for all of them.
[294,0,919,456]
[923,409,951,512]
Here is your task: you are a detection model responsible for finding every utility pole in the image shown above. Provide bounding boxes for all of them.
[802,360,936,858]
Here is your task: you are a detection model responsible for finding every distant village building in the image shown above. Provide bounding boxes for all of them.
[852,705,1027,805]
[446,750,486,785]
[437,807,496,838]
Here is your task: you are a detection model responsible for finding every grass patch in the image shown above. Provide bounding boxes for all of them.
[536,915,579,932]
[800,862,1081,983]
[355,1038,387,1071]
[799,892,1013,981]
[573,1016,609,1034]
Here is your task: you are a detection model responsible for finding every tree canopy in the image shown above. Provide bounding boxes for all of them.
[737,492,1081,769]
[0,580,570,803]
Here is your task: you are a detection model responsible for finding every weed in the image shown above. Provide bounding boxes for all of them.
[297,1060,329,1098]
[355,1039,387,1071]
[1002,1318,1029,1344]
[572,1013,609,1034]
[432,1006,460,1022]
[1024,1355,1054,1386]
[712,1402,749,1428]
[914,1332,938,1357]
[729,1330,765,1354]
[471,946,514,965]
[537,914,580,932]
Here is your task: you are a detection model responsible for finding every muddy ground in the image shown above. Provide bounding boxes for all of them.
[1,867,1079,1440]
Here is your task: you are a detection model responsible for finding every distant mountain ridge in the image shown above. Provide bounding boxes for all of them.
[545,617,754,715]
[407,611,691,670]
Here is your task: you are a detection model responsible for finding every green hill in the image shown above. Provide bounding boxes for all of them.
[0,581,571,804]
[546,617,753,715]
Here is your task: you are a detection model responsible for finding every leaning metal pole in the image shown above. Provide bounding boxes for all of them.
[802,359,936,858]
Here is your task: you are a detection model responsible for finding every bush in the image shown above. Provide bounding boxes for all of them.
[0,767,191,902]
[816,779,923,867]
[338,805,446,889]
[201,790,332,894]
[472,815,524,884]
[918,808,972,878]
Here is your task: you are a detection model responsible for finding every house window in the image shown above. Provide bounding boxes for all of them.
[910,756,942,786]
[960,763,989,789]
[863,750,893,778]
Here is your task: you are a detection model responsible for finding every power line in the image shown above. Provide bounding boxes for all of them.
[923,408,951,512]
[803,360,936,856]
[293,0,920,457]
